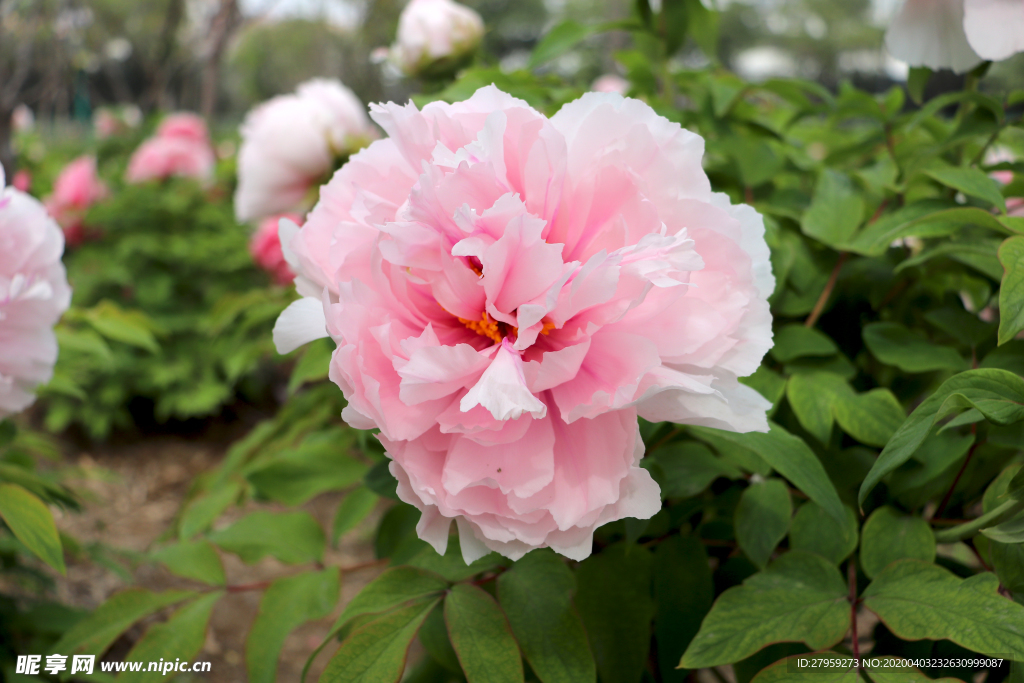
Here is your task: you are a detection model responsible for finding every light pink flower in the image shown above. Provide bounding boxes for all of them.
[0,164,72,418]
[885,0,1024,73]
[44,156,109,246]
[251,214,300,285]
[392,0,484,76]
[592,74,630,95]
[273,87,774,562]
[234,79,377,223]
[126,112,215,184]
[11,105,34,133]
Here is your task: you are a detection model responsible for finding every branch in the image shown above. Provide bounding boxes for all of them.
[804,252,848,329]
[933,498,1024,543]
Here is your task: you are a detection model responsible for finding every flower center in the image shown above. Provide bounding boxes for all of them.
[456,310,556,344]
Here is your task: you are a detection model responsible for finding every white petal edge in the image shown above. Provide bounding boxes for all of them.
[273,296,329,354]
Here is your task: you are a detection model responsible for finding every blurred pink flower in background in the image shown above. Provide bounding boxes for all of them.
[11,170,31,193]
[234,79,377,223]
[988,148,1024,216]
[250,214,300,285]
[592,74,629,95]
[125,112,216,184]
[94,105,142,139]
[11,104,34,133]
[392,0,484,76]
[0,164,72,418]
[885,0,1024,73]
[44,156,109,246]
[273,86,774,562]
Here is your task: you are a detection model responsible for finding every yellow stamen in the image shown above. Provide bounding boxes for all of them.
[458,311,503,344]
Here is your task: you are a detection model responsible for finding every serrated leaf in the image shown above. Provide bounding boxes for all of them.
[863,322,968,373]
[691,422,845,527]
[247,569,340,683]
[735,479,792,569]
[445,583,523,683]
[862,559,1024,659]
[119,591,220,683]
[789,503,858,565]
[802,170,865,247]
[0,483,65,574]
[770,324,838,363]
[498,550,595,683]
[150,540,225,586]
[680,551,849,668]
[860,369,1024,504]
[333,487,379,545]
[859,507,935,579]
[654,536,713,681]
[998,236,1024,345]
[208,511,324,564]
[51,588,196,657]
[924,165,1007,213]
[320,597,438,683]
[575,544,654,683]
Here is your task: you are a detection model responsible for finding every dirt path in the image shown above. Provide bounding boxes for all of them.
[52,435,386,683]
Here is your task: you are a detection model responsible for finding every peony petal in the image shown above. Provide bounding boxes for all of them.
[963,0,1024,61]
[273,296,329,354]
[461,340,547,420]
[884,0,983,74]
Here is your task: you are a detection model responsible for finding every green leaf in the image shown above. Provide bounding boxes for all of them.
[789,503,858,565]
[335,566,449,631]
[179,481,242,540]
[786,373,844,443]
[83,301,160,353]
[859,369,1024,504]
[692,422,846,526]
[998,236,1024,345]
[750,653,858,683]
[333,487,379,545]
[445,583,524,683]
[862,559,1024,659]
[246,429,367,506]
[924,165,1007,213]
[832,388,905,448]
[150,540,225,586]
[801,170,865,247]
[680,551,849,668]
[981,512,1024,543]
[51,588,196,657]
[654,536,713,681]
[406,536,504,583]
[859,507,935,579]
[907,67,931,105]
[498,550,595,683]
[419,604,462,674]
[208,511,325,564]
[863,322,968,373]
[735,479,792,569]
[119,591,221,683]
[364,460,400,501]
[647,441,742,499]
[247,569,340,683]
[846,203,1019,256]
[529,21,593,68]
[289,337,335,393]
[0,483,65,574]
[575,544,654,683]
[685,0,718,57]
[320,598,439,683]
[770,324,838,363]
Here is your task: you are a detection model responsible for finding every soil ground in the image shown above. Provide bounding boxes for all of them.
[46,434,386,683]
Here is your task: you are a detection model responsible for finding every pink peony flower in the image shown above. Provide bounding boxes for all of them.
[885,0,1024,73]
[234,79,377,223]
[392,0,484,76]
[44,156,109,246]
[250,214,300,285]
[12,170,31,193]
[273,86,774,562]
[0,164,72,418]
[592,74,630,95]
[126,112,215,184]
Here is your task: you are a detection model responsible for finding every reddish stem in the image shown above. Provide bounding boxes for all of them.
[934,425,980,520]
[226,580,272,593]
[805,252,848,329]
